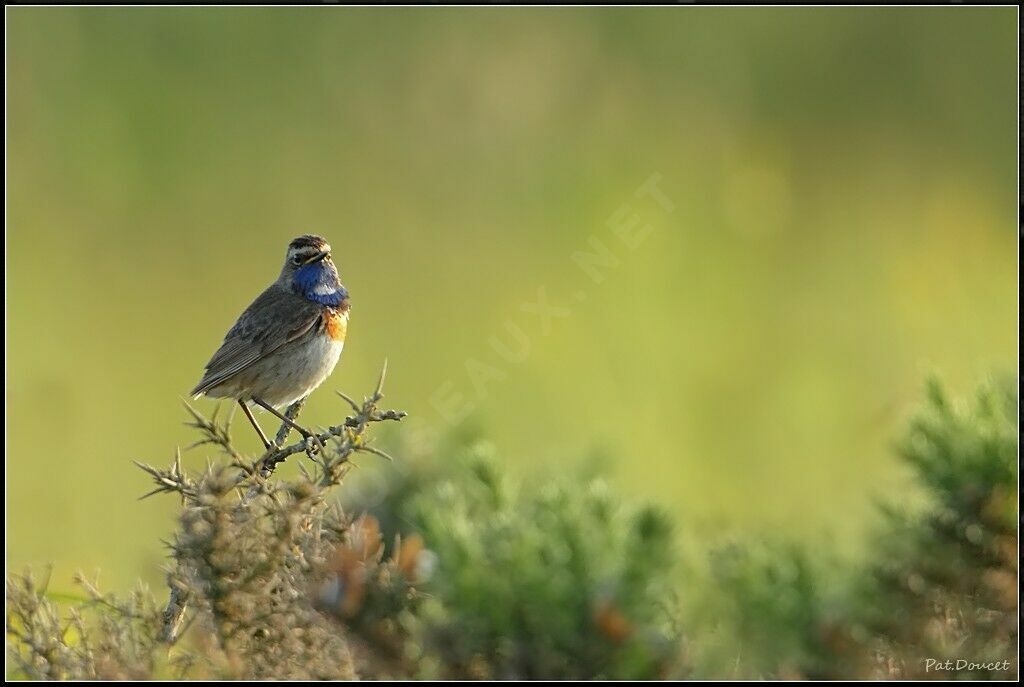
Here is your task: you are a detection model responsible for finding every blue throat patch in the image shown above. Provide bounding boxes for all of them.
[293,262,347,307]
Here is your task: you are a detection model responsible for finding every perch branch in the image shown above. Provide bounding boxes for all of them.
[254,360,404,479]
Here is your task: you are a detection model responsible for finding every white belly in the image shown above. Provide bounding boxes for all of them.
[210,332,344,409]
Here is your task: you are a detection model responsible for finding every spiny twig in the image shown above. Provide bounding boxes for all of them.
[255,361,405,480]
[255,408,406,477]
[182,402,243,461]
[133,449,194,502]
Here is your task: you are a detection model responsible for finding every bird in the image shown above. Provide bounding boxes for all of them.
[190,234,350,449]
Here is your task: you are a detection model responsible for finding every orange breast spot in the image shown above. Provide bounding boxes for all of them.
[325,310,348,341]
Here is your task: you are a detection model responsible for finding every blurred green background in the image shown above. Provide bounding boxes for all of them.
[7,7,1017,592]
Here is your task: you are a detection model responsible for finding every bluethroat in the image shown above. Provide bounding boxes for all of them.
[191,235,350,448]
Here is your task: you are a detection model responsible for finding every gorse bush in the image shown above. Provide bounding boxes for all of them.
[5,376,1018,680]
[857,377,1018,678]
[164,465,356,679]
[6,571,168,680]
[315,440,683,680]
[684,376,1018,679]
[692,540,849,679]
[396,446,681,679]
[7,371,407,680]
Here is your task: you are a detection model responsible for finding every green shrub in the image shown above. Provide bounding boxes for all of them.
[858,376,1018,678]
[684,376,1018,679]
[6,376,1017,680]
[394,444,682,679]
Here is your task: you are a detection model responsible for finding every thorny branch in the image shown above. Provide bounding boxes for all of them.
[256,406,407,478]
[133,362,406,646]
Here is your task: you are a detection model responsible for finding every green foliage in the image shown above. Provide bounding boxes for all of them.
[394,444,681,679]
[690,541,850,679]
[5,377,1018,680]
[860,376,1018,678]
[685,376,1018,679]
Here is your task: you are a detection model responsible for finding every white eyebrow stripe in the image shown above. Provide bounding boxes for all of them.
[291,246,331,259]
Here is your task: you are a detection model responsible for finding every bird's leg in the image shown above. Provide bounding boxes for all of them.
[238,399,273,450]
[251,397,326,452]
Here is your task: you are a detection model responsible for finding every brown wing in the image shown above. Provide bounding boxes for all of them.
[190,284,322,397]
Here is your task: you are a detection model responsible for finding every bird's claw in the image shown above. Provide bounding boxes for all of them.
[303,432,327,455]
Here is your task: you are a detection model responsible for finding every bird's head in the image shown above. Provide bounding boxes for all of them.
[280,234,348,307]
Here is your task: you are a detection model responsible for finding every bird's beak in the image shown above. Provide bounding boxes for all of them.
[305,250,331,264]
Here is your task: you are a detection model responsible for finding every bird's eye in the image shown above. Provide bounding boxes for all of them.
[292,255,304,265]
